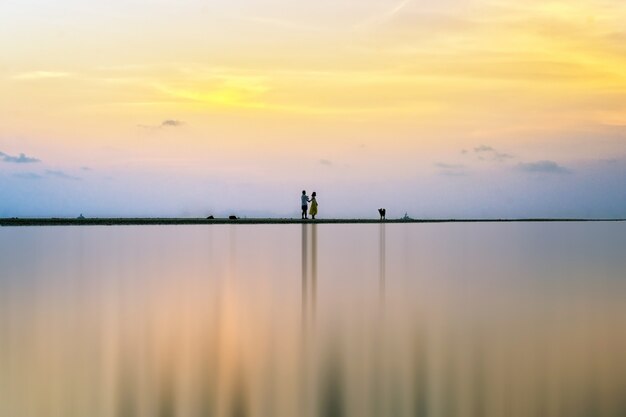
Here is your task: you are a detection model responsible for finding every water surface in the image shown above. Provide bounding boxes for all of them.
[1,223,625,417]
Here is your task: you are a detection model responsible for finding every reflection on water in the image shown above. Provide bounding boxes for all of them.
[379,223,386,306]
[301,223,318,333]
[1,223,626,417]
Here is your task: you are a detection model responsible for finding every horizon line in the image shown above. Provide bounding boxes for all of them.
[2,217,625,227]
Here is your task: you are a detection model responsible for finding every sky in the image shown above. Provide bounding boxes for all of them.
[1,0,625,218]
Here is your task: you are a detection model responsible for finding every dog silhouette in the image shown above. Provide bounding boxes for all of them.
[378,208,386,220]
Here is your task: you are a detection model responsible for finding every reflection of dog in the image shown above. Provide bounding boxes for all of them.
[378,208,386,220]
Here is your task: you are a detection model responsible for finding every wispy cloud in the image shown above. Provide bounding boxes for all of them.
[471,145,514,161]
[435,162,464,169]
[474,145,494,152]
[517,160,569,174]
[13,172,43,180]
[139,119,185,129]
[319,159,333,166]
[11,168,82,180]
[0,151,40,163]
[12,71,71,80]
[354,0,412,29]
[494,152,514,161]
[45,170,81,180]
[161,119,183,127]
[435,162,467,176]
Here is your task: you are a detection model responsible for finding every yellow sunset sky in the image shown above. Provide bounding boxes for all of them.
[1,0,625,217]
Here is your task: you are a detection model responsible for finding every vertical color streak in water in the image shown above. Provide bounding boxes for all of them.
[379,223,386,307]
[301,224,308,334]
[311,224,317,328]
[301,224,320,416]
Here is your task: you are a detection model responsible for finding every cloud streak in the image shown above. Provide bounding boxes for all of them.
[435,162,467,176]
[355,0,412,29]
[517,160,569,174]
[0,151,40,163]
[12,71,71,80]
[13,172,43,180]
[139,119,185,129]
[161,119,183,127]
[435,162,464,169]
[471,145,514,161]
[45,170,81,180]
[474,145,494,152]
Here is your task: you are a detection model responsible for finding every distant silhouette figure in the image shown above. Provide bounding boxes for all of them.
[378,208,386,220]
[309,192,318,219]
[77,213,85,220]
[229,215,238,220]
[301,190,310,219]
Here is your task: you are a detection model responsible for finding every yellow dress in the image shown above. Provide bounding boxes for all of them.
[309,198,318,216]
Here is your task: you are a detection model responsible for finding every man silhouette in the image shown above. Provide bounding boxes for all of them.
[301,190,310,219]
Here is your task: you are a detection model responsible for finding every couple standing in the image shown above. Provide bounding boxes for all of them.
[301,190,318,220]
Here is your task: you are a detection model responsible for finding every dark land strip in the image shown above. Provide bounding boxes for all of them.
[1,218,625,226]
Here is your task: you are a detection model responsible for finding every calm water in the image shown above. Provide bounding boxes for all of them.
[1,223,625,417]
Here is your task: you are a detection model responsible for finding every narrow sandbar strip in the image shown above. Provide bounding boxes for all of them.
[1,218,624,226]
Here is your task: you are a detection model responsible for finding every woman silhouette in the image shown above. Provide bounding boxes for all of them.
[309,191,318,219]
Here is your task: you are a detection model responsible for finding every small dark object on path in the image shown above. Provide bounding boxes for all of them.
[378,208,386,220]
[229,215,238,220]
[207,215,214,219]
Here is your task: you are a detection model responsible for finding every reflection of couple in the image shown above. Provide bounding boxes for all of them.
[301,190,318,220]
